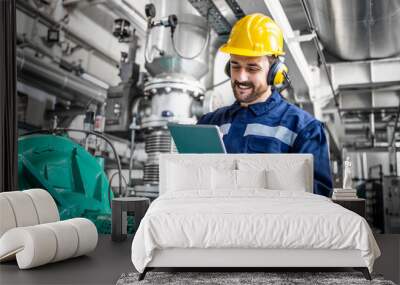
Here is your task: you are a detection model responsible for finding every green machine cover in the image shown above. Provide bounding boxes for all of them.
[18,134,114,233]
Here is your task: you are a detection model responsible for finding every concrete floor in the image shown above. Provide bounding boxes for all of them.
[373,234,400,284]
[0,235,135,285]
[1,234,399,285]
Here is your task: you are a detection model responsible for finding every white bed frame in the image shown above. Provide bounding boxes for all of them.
[142,248,370,280]
[148,248,365,268]
[139,154,371,280]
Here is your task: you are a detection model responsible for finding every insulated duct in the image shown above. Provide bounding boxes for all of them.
[306,0,400,60]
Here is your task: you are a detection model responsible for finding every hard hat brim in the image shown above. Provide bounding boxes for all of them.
[219,44,285,57]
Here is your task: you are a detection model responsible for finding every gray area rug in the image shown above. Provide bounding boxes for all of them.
[116,271,396,285]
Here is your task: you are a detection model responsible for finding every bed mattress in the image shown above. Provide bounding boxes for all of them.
[131,190,380,273]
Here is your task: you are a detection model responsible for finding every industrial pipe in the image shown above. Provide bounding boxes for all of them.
[306,0,400,60]
[17,50,107,104]
[16,0,119,66]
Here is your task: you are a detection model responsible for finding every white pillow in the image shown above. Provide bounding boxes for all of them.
[211,168,237,191]
[236,169,267,189]
[266,168,307,191]
[167,162,211,192]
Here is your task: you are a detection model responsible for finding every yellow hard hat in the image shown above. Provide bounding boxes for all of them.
[219,13,285,57]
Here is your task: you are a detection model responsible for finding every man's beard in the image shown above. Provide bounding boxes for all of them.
[232,80,268,104]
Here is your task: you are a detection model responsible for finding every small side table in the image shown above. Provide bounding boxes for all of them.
[332,198,366,218]
[112,197,150,242]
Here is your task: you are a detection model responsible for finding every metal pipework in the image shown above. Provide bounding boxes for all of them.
[144,0,210,79]
[138,74,203,188]
[143,74,204,123]
[370,112,375,147]
[143,130,173,185]
[17,51,107,104]
[306,0,400,60]
[299,0,340,110]
[131,0,210,197]
[16,0,119,66]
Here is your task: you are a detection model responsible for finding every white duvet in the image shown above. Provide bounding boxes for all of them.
[131,190,380,273]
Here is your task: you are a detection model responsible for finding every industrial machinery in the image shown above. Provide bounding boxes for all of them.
[18,133,118,233]
[363,165,384,233]
[102,0,213,197]
[134,1,211,197]
[14,0,221,218]
[105,18,142,136]
[382,176,400,233]
[13,0,400,234]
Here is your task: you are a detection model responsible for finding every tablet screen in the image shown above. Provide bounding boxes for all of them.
[167,123,226,154]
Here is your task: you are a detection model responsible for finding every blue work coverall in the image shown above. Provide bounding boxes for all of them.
[197,89,333,197]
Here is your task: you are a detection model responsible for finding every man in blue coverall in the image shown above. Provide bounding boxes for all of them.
[197,13,333,197]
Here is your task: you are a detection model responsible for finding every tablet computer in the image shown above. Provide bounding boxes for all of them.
[167,123,227,154]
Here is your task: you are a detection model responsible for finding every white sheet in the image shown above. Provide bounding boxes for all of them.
[131,190,380,273]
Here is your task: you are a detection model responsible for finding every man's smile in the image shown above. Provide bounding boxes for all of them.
[234,81,254,94]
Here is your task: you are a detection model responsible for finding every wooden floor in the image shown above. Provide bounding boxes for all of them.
[0,234,399,285]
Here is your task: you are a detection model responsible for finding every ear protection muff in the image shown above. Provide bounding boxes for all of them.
[267,58,288,88]
[224,61,231,77]
[224,57,290,90]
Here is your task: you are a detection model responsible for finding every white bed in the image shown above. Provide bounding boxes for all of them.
[131,154,380,280]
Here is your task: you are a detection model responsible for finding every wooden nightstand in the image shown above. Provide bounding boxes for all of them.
[332,198,366,218]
